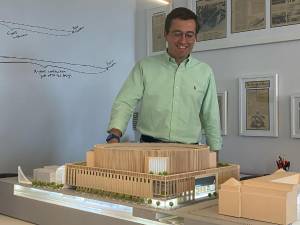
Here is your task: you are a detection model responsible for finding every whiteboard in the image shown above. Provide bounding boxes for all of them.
[0,0,136,173]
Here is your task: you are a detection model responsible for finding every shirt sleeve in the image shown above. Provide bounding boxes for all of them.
[107,63,144,134]
[200,69,222,150]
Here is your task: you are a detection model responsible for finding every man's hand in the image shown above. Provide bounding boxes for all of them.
[106,128,122,144]
[107,137,120,144]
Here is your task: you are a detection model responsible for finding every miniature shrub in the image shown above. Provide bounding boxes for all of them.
[217,162,229,167]
[156,200,160,207]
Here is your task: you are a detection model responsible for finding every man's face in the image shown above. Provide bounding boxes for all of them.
[165,18,197,64]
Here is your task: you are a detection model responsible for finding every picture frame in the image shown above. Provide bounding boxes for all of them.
[187,0,300,52]
[290,94,300,138]
[187,0,227,42]
[239,74,278,137]
[146,5,171,56]
[217,90,228,136]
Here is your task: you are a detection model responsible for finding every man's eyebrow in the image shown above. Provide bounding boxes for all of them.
[171,30,195,33]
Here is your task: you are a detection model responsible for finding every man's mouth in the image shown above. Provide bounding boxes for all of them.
[177,45,188,49]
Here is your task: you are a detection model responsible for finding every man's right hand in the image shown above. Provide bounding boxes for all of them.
[107,136,120,143]
[106,128,122,144]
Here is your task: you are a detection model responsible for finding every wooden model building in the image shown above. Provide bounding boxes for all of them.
[219,169,300,225]
[65,143,239,206]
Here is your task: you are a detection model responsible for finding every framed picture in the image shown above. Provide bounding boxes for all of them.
[146,5,171,56]
[271,0,300,28]
[187,0,300,52]
[187,0,227,41]
[217,91,228,135]
[239,74,278,137]
[231,0,266,33]
[291,94,300,138]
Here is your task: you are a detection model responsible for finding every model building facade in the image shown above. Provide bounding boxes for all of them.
[65,143,239,203]
[219,169,299,225]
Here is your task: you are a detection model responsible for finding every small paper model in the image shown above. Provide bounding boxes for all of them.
[219,169,299,225]
[18,166,32,185]
[33,165,65,184]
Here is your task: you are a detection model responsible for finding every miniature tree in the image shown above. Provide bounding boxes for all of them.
[169,201,174,208]
[208,193,212,198]
[162,171,168,176]
[139,198,145,203]
[156,200,161,207]
[147,198,152,204]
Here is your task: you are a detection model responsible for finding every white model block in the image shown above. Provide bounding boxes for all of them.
[34,168,56,183]
[33,165,65,184]
[55,166,66,184]
[148,157,169,174]
[18,166,32,185]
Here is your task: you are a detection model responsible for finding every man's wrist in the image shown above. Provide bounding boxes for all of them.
[109,128,122,137]
[106,133,120,143]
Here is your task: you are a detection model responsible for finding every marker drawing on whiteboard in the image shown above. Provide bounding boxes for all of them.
[0,55,116,79]
[0,19,84,39]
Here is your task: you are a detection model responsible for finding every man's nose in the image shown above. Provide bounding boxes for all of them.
[178,34,188,42]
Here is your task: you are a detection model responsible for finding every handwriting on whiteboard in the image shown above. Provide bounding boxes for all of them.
[0,55,116,79]
[0,19,84,39]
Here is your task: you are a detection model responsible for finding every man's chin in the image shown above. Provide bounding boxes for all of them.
[177,53,189,59]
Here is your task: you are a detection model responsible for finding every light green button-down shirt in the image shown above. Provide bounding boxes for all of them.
[108,52,222,150]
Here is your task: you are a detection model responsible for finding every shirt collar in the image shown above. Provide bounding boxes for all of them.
[163,51,192,67]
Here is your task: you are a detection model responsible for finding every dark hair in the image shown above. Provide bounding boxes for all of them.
[165,7,200,34]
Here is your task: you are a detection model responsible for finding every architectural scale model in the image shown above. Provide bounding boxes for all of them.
[219,169,300,225]
[64,143,240,207]
[33,165,65,184]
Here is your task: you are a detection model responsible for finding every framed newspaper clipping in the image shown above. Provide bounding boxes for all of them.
[271,0,300,28]
[239,74,278,137]
[217,90,228,135]
[187,0,227,41]
[147,5,171,56]
[188,0,300,52]
[231,0,266,33]
[291,94,300,138]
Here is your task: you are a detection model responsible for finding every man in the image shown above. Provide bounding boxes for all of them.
[106,7,222,152]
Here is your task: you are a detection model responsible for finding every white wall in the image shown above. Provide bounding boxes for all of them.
[198,41,300,175]
[136,0,300,174]
[0,0,136,174]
